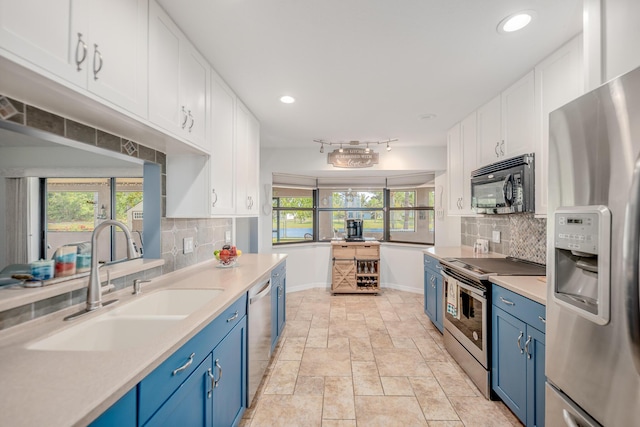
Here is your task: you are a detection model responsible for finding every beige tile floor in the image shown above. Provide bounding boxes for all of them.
[241,288,523,427]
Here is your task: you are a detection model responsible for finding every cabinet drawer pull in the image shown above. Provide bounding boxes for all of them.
[500,140,505,156]
[172,352,195,376]
[524,335,532,359]
[213,358,223,388]
[75,33,87,71]
[499,296,515,306]
[539,316,546,324]
[226,310,239,322]
[517,331,524,354]
[495,141,500,157]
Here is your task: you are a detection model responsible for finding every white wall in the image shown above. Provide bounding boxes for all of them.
[380,244,425,293]
[433,171,461,246]
[0,178,5,268]
[271,244,333,292]
[602,0,640,81]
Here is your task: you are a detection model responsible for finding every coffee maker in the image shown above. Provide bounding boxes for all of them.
[345,219,363,241]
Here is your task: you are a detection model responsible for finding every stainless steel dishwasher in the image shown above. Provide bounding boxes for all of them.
[248,275,272,405]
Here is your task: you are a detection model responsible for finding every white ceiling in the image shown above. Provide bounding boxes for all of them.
[157,0,583,149]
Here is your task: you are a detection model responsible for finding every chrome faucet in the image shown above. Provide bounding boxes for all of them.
[86,220,140,311]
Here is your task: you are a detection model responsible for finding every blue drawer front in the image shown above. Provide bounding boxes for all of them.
[139,294,247,424]
[492,284,546,333]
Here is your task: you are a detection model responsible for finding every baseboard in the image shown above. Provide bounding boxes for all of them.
[287,282,423,294]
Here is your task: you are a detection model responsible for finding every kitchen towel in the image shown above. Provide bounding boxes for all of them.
[446,278,459,318]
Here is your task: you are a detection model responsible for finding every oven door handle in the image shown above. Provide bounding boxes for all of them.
[502,174,514,207]
[442,271,486,299]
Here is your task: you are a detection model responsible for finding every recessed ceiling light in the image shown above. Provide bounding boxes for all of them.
[280,95,295,104]
[419,113,437,121]
[497,10,536,34]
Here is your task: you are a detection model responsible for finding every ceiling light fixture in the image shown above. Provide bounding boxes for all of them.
[497,10,536,34]
[313,138,397,153]
[419,113,437,121]
[280,95,295,104]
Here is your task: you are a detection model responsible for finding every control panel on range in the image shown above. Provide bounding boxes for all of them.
[553,206,611,325]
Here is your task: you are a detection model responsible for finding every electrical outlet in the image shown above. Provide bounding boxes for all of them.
[492,230,501,243]
[183,237,194,254]
[225,231,231,244]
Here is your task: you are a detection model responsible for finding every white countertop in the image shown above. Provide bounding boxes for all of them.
[423,246,547,305]
[0,254,287,427]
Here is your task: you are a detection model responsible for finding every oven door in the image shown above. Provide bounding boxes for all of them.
[443,271,488,368]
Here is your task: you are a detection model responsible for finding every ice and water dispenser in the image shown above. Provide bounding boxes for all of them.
[553,206,611,325]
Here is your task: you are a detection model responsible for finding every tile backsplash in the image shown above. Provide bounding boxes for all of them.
[461,213,547,265]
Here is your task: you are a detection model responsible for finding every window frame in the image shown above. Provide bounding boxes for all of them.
[385,187,436,244]
[271,188,317,245]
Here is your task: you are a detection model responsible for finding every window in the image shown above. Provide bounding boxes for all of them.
[317,188,384,240]
[43,178,143,262]
[272,187,314,244]
[270,181,435,246]
[387,187,435,244]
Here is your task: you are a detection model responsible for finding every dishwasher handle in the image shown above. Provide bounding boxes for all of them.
[249,280,272,304]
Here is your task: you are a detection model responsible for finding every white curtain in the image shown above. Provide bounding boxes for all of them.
[5,177,29,264]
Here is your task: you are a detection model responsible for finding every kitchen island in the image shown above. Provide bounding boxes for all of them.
[0,254,286,427]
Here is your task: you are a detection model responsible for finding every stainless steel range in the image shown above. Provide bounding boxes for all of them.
[439,257,545,398]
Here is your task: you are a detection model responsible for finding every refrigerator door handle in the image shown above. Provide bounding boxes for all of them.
[562,409,580,427]
[624,152,640,374]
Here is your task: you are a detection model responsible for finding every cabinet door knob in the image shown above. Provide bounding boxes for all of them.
[181,106,188,129]
[211,189,218,207]
[93,44,103,80]
[213,358,223,388]
[524,335,532,359]
[188,110,194,132]
[75,33,87,71]
[517,331,524,354]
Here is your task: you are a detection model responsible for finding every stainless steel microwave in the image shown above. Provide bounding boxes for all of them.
[470,153,534,214]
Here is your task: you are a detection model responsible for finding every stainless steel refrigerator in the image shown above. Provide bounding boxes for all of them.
[547,65,640,426]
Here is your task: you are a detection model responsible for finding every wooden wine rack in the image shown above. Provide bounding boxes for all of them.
[331,241,380,294]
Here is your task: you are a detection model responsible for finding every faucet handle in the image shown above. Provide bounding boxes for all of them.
[132,279,151,295]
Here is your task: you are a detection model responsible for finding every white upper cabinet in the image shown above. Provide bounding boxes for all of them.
[148,0,209,151]
[501,70,535,158]
[447,123,462,214]
[534,35,584,216]
[0,0,149,118]
[460,112,478,215]
[209,71,236,215]
[476,71,536,166]
[477,95,502,166]
[235,100,260,216]
[0,0,82,85]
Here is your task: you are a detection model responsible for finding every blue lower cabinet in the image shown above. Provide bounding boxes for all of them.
[492,307,527,421]
[526,326,545,427]
[90,387,136,427]
[423,255,443,332]
[144,355,213,427]
[211,316,247,427]
[492,284,546,427]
